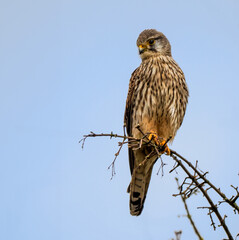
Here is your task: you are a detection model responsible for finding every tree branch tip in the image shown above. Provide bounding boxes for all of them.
[81,130,236,239]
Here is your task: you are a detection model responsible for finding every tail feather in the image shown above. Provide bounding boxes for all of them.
[128,147,160,216]
[129,164,154,216]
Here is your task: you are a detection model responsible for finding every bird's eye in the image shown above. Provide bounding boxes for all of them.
[148,39,155,45]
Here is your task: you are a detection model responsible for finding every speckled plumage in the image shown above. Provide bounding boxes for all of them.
[124,29,189,216]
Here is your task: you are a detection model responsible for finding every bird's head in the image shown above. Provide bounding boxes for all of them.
[136,29,171,60]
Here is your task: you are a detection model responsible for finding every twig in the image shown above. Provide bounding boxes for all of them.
[176,178,203,240]
[171,154,233,240]
[156,156,166,176]
[79,131,147,148]
[170,150,239,214]
[107,138,126,179]
[80,130,237,240]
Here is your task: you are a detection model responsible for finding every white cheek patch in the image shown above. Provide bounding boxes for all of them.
[155,41,164,53]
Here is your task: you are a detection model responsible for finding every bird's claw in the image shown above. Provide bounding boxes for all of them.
[148,132,170,155]
[148,132,160,145]
[159,140,170,155]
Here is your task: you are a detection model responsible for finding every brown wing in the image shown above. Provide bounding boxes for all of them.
[124,68,139,174]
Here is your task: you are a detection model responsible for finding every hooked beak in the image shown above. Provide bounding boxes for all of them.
[138,44,147,54]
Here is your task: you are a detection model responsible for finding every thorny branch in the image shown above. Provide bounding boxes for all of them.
[170,152,233,240]
[79,131,148,177]
[175,177,203,240]
[171,150,239,214]
[80,128,238,240]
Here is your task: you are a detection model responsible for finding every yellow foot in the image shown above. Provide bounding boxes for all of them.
[148,132,160,145]
[148,132,170,155]
[159,140,170,155]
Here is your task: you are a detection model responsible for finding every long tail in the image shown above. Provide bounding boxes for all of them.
[128,164,154,216]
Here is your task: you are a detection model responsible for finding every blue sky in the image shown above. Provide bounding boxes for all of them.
[0,0,239,239]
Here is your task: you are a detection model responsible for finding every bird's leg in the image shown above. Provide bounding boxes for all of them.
[147,131,170,155]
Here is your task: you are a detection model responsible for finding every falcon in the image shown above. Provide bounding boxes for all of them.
[124,29,189,216]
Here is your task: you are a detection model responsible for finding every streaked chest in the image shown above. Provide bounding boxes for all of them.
[132,59,170,121]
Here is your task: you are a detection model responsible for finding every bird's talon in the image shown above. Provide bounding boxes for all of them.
[148,131,160,145]
[159,140,170,155]
[164,146,170,155]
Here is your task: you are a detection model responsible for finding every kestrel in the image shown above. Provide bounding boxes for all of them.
[124,29,189,216]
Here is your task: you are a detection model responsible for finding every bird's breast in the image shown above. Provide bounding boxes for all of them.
[131,57,185,139]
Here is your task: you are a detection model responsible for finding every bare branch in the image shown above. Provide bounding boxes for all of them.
[107,137,126,179]
[156,156,166,176]
[171,150,239,214]
[80,130,238,240]
[176,178,203,240]
[171,153,233,239]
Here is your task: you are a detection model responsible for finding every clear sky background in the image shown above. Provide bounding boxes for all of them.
[0,0,239,239]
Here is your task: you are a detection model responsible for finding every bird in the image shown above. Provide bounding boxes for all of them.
[124,29,189,216]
